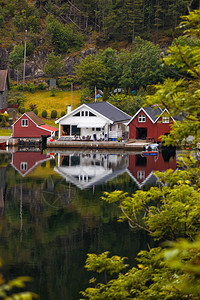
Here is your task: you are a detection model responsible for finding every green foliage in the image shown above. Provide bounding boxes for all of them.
[42,110,47,118]
[146,9,200,148]
[9,44,24,69]
[29,103,38,111]
[0,257,37,299]
[60,111,65,117]
[81,237,200,299]
[81,9,200,300]
[44,52,65,79]
[75,38,167,91]
[107,93,144,115]
[51,110,57,119]
[46,15,83,54]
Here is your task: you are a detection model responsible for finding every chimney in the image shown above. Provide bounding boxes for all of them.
[67,105,71,114]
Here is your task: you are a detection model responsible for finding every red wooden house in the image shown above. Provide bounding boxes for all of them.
[11,151,53,177]
[12,111,58,138]
[128,106,175,142]
[127,151,176,188]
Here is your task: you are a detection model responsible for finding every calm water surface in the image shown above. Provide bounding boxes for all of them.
[0,149,176,299]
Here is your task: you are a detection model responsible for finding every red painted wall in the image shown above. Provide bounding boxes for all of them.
[13,116,51,138]
[129,113,174,141]
[12,151,50,176]
[129,112,154,139]
[128,152,176,184]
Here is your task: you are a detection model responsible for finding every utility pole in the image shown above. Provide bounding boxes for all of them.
[71,82,73,110]
[23,30,27,92]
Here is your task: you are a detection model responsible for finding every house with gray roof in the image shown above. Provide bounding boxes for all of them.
[128,106,176,142]
[0,70,9,113]
[55,101,131,141]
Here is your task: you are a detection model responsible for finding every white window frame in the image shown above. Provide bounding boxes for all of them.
[20,162,27,171]
[137,170,145,180]
[138,115,146,123]
[162,116,169,123]
[21,119,28,127]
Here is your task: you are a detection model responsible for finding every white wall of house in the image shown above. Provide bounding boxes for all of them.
[57,105,129,140]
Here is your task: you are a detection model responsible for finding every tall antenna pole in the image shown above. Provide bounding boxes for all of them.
[71,82,73,110]
[23,30,27,92]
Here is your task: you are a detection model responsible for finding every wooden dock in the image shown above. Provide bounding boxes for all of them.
[46,139,149,151]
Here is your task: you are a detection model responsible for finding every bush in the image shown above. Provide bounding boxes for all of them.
[18,106,25,114]
[61,111,65,117]
[37,82,46,90]
[24,82,36,93]
[33,109,38,115]
[51,110,57,119]
[42,110,47,118]
[0,113,9,122]
[1,115,9,127]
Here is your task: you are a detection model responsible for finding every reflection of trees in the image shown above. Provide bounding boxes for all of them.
[1,161,149,299]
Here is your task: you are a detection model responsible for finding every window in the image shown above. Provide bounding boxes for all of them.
[118,124,121,129]
[89,112,96,117]
[138,115,146,122]
[96,128,101,131]
[85,111,88,116]
[92,128,95,131]
[81,111,84,116]
[73,112,80,117]
[20,162,27,171]
[162,116,169,123]
[137,170,145,180]
[22,119,28,127]
[110,124,113,131]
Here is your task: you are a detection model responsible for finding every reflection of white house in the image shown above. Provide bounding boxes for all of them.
[54,152,128,189]
[55,101,131,141]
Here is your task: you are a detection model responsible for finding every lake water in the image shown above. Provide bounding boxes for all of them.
[0,148,176,299]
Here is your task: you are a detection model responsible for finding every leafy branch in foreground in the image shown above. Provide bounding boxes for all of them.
[81,237,200,300]
[0,257,38,299]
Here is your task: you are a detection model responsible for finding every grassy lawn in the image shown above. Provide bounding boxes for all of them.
[24,90,81,118]
[0,128,12,136]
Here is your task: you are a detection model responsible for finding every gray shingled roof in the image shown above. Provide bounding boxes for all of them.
[86,101,131,122]
[0,70,9,92]
[26,111,45,126]
[143,106,162,122]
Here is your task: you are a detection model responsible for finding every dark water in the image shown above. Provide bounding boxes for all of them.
[0,149,176,299]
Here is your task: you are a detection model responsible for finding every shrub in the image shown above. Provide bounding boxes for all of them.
[33,109,38,115]
[61,111,65,117]
[37,82,46,90]
[18,106,25,114]
[24,82,36,93]
[0,113,9,122]
[1,115,9,127]
[51,110,57,119]
[42,110,47,118]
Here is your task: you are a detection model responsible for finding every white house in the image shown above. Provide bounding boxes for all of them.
[54,152,128,189]
[55,101,131,141]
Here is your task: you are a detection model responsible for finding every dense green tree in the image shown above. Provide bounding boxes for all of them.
[46,15,84,54]
[43,52,65,78]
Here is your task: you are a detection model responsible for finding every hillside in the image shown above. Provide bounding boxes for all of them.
[0,0,199,80]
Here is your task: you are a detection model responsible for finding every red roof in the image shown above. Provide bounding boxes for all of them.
[40,124,58,132]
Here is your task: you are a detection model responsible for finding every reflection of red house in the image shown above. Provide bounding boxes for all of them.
[12,112,58,138]
[127,151,176,188]
[11,151,53,177]
[128,107,175,142]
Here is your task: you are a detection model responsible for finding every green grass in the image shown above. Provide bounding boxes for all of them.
[0,128,12,136]
[24,90,81,118]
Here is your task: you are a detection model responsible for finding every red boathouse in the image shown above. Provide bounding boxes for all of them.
[128,107,175,142]
[12,111,58,138]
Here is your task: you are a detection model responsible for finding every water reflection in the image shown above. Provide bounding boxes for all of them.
[55,152,128,189]
[127,149,176,188]
[11,150,53,177]
[0,149,177,300]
